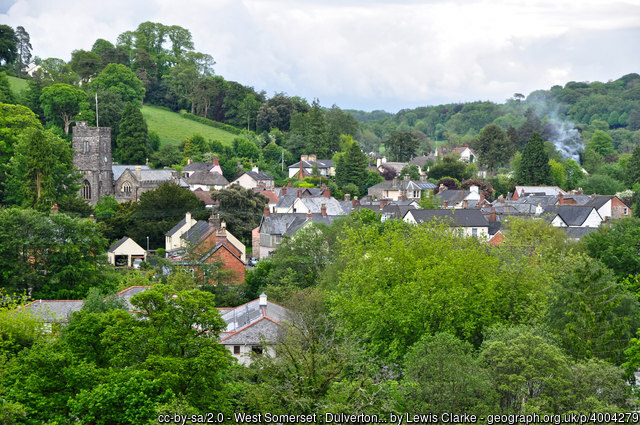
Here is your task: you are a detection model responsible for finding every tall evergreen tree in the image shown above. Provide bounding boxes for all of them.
[516,132,551,186]
[116,102,148,164]
[0,71,16,104]
[626,145,640,187]
[15,26,32,76]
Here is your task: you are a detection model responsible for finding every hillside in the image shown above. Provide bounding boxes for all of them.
[7,75,27,94]
[141,105,236,146]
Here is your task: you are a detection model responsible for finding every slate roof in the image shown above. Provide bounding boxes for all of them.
[108,236,130,252]
[584,195,613,209]
[22,300,85,322]
[543,205,599,227]
[245,171,274,181]
[260,213,341,236]
[435,190,470,205]
[183,162,213,172]
[514,195,558,206]
[288,159,334,169]
[409,155,430,168]
[296,197,348,215]
[166,218,188,237]
[219,298,290,345]
[408,209,489,227]
[564,227,599,239]
[382,204,415,220]
[21,286,153,322]
[185,170,229,186]
[112,165,150,181]
[181,220,210,244]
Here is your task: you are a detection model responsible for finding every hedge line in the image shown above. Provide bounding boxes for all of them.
[180,112,243,135]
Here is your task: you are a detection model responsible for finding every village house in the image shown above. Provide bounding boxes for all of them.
[231,168,275,189]
[404,209,490,238]
[165,214,246,284]
[367,175,436,201]
[288,155,335,178]
[219,293,290,365]
[21,288,289,365]
[107,236,147,267]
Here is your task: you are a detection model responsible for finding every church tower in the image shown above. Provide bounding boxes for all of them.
[72,121,113,205]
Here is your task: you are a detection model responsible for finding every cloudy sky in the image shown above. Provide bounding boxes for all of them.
[2,0,640,112]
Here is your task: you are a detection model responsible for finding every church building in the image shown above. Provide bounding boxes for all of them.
[72,121,185,205]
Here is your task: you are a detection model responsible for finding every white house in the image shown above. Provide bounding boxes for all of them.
[218,293,290,365]
[165,211,199,251]
[404,209,489,238]
[107,237,146,267]
[230,169,275,190]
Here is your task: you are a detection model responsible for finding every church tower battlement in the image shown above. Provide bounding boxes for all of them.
[72,121,114,205]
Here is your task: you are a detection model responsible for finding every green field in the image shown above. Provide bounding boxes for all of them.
[7,75,28,95]
[142,105,236,146]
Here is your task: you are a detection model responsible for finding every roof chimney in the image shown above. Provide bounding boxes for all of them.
[209,213,221,229]
[352,196,360,208]
[187,158,192,165]
[321,203,327,217]
[443,200,449,208]
[535,203,543,216]
[259,292,267,307]
[306,211,312,218]
[490,207,496,222]
[212,157,219,166]
[345,193,351,201]
[299,160,304,180]
[281,186,287,196]
[264,205,270,217]
[297,189,302,198]
[135,165,141,180]
[558,193,564,204]
[462,199,468,209]
[186,211,192,223]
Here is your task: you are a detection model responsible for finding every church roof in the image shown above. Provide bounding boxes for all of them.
[112,165,150,181]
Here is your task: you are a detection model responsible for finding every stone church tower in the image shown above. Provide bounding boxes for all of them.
[72,121,114,205]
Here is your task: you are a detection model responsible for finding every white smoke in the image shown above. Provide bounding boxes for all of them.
[544,117,583,162]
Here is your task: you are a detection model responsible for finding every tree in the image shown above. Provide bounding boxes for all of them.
[132,182,207,248]
[290,99,331,157]
[0,102,41,165]
[480,327,572,414]
[237,93,260,130]
[546,258,639,364]
[474,124,514,173]
[564,158,584,190]
[70,49,102,83]
[116,102,148,164]
[89,63,145,104]
[428,156,471,181]
[516,132,551,186]
[587,130,616,157]
[33,57,79,85]
[211,184,268,243]
[625,145,640,187]
[14,26,31,76]
[335,140,367,189]
[0,207,110,298]
[403,333,497,414]
[384,131,419,162]
[39,83,87,134]
[400,164,420,180]
[4,128,80,209]
[581,217,640,279]
[0,25,17,67]
[577,174,625,195]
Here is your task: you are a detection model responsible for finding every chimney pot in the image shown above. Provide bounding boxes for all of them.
[259,292,267,306]
[345,193,351,201]
[321,203,327,217]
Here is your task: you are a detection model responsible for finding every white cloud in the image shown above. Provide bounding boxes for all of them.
[2,0,640,111]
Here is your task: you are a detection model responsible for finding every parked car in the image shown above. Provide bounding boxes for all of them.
[248,257,259,267]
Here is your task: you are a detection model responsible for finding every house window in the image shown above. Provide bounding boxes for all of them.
[251,345,263,355]
[625,208,629,215]
[233,345,240,355]
[122,182,132,194]
[472,228,478,237]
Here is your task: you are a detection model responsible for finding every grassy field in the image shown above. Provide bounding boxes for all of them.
[142,105,236,146]
[5,77,237,147]
[7,75,28,95]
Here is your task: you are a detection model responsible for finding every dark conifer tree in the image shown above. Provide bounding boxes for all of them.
[517,132,551,186]
[116,102,148,164]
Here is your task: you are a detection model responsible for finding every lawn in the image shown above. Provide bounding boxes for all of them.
[7,75,28,95]
[142,105,236,146]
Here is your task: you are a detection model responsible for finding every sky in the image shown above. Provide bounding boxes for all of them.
[2,0,640,112]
